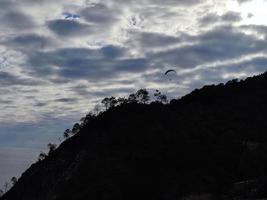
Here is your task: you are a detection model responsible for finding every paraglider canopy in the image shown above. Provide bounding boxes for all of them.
[164,69,177,81]
[164,69,176,75]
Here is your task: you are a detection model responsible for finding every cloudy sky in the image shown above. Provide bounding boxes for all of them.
[1,0,267,187]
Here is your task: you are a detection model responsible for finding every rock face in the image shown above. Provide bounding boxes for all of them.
[3,72,267,200]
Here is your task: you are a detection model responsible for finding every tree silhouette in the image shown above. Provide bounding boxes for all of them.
[72,123,81,135]
[135,89,150,104]
[63,129,71,139]
[0,189,3,197]
[38,152,47,161]
[92,104,102,115]
[10,177,17,186]
[154,90,168,103]
[4,182,9,193]
[117,97,127,105]
[80,112,95,127]
[101,97,117,110]
[47,143,57,155]
[128,93,137,103]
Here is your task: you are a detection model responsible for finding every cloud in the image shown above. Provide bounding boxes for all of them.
[35,102,48,107]
[247,13,253,18]
[27,46,148,80]
[100,45,126,58]
[80,4,119,24]
[0,72,39,86]
[57,57,148,80]
[54,98,78,103]
[129,31,180,48]
[113,0,202,6]
[199,11,242,25]
[236,0,252,3]
[47,19,93,37]
[150,26,267,69]
[3,34,49,52]
[239,24,267,38]
[217,56,267,75]
[0,11,35,30]
[221,12,242,22]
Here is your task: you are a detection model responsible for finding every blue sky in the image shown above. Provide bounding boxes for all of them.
[1,0,267,188]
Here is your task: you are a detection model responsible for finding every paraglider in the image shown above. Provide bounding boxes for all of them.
[164,69,177,81]
[164,69,176,75]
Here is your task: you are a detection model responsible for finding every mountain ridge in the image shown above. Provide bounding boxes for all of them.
[2,72,267,200]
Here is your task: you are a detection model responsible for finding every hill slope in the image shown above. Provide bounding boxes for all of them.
[3,72,267,200]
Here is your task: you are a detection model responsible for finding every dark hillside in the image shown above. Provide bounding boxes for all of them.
[3,72,267,200]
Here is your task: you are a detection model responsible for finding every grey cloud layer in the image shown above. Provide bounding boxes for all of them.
[129,31,181,48]
[26,45,148,81]
[199,12,242,25]
[20,24,267,84]
[149,26,267,69]
[1,0,267,187]
[80,4,119,24]
[0,0,266,92]
[48,20,93,37]
[0,72,38,86]
[1,11,35,30]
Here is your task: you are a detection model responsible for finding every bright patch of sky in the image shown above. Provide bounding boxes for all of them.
[227,0,267,25]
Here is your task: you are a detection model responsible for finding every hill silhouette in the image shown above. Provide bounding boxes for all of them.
[2,72,267,200]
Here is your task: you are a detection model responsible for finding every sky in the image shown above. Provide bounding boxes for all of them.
[1,0,267,188]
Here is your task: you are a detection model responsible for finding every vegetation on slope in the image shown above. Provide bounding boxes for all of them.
[2,72,267,199]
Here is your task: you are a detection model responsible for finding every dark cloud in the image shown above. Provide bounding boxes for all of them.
[4,34,49,51]
[54,98,78,103]
[70,84,89,97]
[28,48,102,67]
[28,46,148,80]
[69,83,133,98]
[26,24,267,84]
[0,1,13,12]
[247,13,253,18]
[47,19,93,37]
[151,26,267,69]
[199,12,242,25]
[217,56,267,74]
[57,58,148,79]
[130,31,180,48]
[80,4,118,24]
[179,56,267,92]
[0,100,13,104]
[0,72,39,86]
[152,0,201,5]
[34,102,47,107]
[236,0,252,3]
[114,0,201,6]
[1,11,35,29]
[239,25,267,38]
[100,45,125,58]
[199,13,220,25]
[77,87,135,98]
[221,12,242,22]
